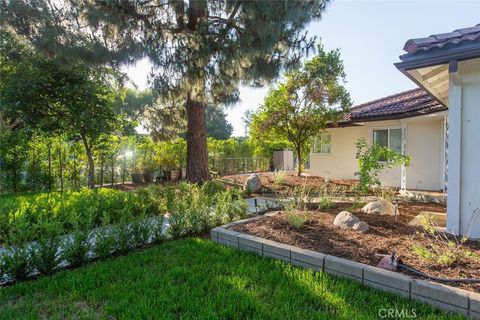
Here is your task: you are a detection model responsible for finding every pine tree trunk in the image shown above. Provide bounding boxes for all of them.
[185,96,209,183]
[81,135,95,189]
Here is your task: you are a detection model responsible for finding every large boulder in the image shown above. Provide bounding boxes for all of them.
[333,211,369,232]
[244,174,263,193]
[362,199,396,216]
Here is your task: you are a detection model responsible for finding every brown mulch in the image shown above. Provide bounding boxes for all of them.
[221,172,360,196]
[230,202,480,292]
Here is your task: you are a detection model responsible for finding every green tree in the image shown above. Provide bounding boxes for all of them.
[116,88,155,135]
[250,44,351,176]
[1,0,329,183]
[0,60,119,188]
[144,102,233,141]
[0,31,27,133]
[205,105,233,140]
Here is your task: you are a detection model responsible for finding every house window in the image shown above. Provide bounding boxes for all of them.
[313,134,331,154]
[373,128,402,153]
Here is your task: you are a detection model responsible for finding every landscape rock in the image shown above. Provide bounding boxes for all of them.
[333,211,369,232]
[361,199,396,216]
[244,174,263,193]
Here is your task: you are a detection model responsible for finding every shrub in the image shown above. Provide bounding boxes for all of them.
[0,187,169,246]
[1,182,250,284]
[131,185,165,216]
[377,187,397,202]
[62,231,90,268]
[286,211,309,229]
[284,197,309,229]
[412,215,472,267]
[169,184,211,237]
[169,184,247,238]
[32,236,61,275]
[213,188,248,225]
[348,197,365,211]
[274,172,286,185]
[168,209,189,239]
[93,228,117,260]
[115,223,133,254]
[318,197,334,210]
[131,218,151,247]
[1,245,33,282]
[202,180,226,205]
[150,216,165,244]
[355,138,410,194]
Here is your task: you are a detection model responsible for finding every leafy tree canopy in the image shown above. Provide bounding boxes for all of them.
[250,44,351,176]
[143,103,232,141]
[0,33,122,188]
[205,105,233,140]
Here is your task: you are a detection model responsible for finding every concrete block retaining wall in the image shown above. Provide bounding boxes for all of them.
[211,223,480,319]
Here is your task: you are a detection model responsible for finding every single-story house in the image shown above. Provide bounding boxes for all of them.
[310,24,480,238]
[310,88,448,191]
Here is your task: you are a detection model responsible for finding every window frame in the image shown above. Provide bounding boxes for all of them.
[312,133,332,155]
[371,126,404,161]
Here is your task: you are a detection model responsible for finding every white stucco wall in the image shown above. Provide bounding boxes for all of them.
[450,58,480,238]
[309,117,444,191]
[310,126,369,180]
[404,118,444,191]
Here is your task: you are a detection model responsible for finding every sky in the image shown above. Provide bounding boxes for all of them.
[125,0,480,136]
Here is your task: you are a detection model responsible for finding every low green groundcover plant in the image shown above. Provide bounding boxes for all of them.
[0,239,461,319]
[0,181,247,283]
[0,182,233,246]
[0,187,161,246]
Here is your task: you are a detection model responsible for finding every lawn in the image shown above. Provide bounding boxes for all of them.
[0,238,461,320]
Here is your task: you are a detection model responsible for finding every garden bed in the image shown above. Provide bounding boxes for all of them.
[221,172,359,195]
[228,201,480,293]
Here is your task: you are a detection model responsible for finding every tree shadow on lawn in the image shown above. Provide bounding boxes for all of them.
[0,238,463,320]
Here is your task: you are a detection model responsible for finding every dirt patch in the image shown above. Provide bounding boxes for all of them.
[221,172,360,196]
[230,202,480,292]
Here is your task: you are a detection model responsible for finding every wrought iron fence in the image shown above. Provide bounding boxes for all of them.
[209,157,270,176]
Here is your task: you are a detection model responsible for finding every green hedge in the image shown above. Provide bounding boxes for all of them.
[0,182,248,284]
[0,187,163,246]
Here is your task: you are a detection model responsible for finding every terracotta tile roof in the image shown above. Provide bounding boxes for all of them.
[403,24,480,54]
[339,88,447,124]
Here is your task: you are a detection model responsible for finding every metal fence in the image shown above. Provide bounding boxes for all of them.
[209,157,270,176]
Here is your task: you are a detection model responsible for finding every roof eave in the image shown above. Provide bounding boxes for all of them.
[395,68,448,108]
[335,107,448,126]
[395,42,480,71]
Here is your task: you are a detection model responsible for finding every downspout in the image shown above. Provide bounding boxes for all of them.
[442,114,448,193]
[446,60,462,236]
[400,120,408,190]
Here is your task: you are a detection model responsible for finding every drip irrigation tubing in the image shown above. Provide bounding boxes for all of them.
[398,262,480,283]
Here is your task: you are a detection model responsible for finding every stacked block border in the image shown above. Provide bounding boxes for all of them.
[212,218,480,319]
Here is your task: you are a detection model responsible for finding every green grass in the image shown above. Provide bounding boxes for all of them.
[0,239,462,320]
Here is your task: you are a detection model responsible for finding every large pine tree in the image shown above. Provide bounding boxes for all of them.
[1,0,330,183]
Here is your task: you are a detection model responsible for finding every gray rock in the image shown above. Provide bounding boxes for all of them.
[362,199,396,216]
[333,211,369,232]
[244,174,263,193]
